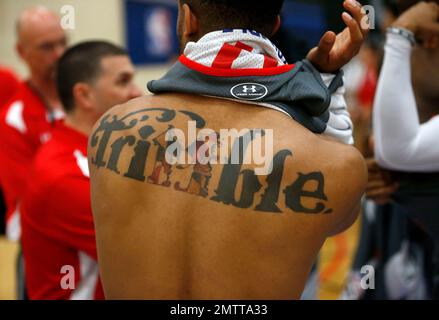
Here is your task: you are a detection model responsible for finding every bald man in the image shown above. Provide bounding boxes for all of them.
[0,7,67,241]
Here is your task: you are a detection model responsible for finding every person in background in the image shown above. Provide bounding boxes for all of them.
[373,0,439,298]
[0,7,67,299]
[0,66,20,107]
[20,41,141,300]
[374,1,439,173]
[0,66,20,236]
[0,7,67,241]
[343,0,439,300]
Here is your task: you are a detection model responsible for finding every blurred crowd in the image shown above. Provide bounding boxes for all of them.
[341,0,439,299]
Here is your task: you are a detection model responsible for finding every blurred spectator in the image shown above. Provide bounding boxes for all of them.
[0,66,20,236]
[0,67,20,107]
[373,0,439,298]
[374,1,439,173]
[0,7,67,241]
[343,0,439,300]
[20,41,141,300]
[0,6,67,300]
[373,0,439,238]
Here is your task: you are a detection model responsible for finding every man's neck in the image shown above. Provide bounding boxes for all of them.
[64,112,93,137]
[28,75,61,110]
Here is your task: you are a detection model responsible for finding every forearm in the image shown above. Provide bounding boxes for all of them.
[373,32,439,171]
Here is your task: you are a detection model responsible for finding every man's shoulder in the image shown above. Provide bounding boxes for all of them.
[281,136,367,189]
[2,82,44,110]
[33,137,87,185]
[106,93,199,114]
[91,93,205,135]
[0,82,47,133]
[0,67,19,101]
[0,67,18,80]
[305,139,366,179]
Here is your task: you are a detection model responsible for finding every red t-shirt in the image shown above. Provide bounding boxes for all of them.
[0,82,63,240]
[0,67,19,107]
[21,122,104,300]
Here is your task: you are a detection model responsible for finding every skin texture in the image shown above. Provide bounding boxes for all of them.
[88,1,368,299]
[88,94,367,299]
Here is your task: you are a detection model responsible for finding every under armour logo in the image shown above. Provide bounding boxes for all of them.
[230,83,268,101]
[242,85,257,93]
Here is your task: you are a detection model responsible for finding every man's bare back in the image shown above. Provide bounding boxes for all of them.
[88,93,367,299]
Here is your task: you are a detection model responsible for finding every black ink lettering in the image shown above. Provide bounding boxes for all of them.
[107,136,136,174]
[211,131,262,209]
[90,115,137,167]
[179,110,206,129]
[255,150,292,213]
[124,125,156,181]
[283,172,332,214]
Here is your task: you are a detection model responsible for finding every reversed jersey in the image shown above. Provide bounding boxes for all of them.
[21,122,104,300]
[0,82,63,240]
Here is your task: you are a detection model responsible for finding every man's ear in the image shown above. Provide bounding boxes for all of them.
[73,83,94,110]
[182,3,199,38]
[16,42,25,61]
[271,15,282,37]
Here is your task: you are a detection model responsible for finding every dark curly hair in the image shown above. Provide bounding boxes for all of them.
[181,0,285,36]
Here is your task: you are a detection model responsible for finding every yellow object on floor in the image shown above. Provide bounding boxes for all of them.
[0,237,18,300]
[318,216,362,300]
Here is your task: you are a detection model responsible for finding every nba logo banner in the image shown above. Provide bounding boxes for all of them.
[125,0,180,65]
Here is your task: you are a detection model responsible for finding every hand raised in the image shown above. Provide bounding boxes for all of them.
[307,0,370,73]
